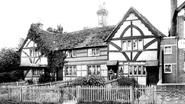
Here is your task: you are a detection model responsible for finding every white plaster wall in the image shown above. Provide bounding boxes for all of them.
[109,52,126,61]
[114,21,130,38]
[137,51,157,61]
[138,77,146,85]
[146,41,157,49]
[109,44,119,51]
[111,40,121,47]
[144,38,154,46]
[132,20,153,36]
[21,58,31,66]
[133,28,141,36]
[126,13,138,20]
[123,28,131,37]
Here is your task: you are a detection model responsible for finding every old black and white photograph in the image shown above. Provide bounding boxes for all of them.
[0,0,185,104]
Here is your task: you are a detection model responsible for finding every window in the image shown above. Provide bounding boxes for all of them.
[32,69,44,76]
[133,40,138,50]
[87,65,101,75]
[65,66,77,76]
[72,50,77,57]
[122,39,143,51]
[138,39,143,50]
[164,64,172,73]
[164,46,172,54]
[66,50,77,58]
[118,66,124,76]
[129,65,146,76]
[88,48,100,56]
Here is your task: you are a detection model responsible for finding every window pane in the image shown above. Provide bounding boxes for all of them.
[133,40,138,50]
[138,39,143,50]
[138,66,141,75]
[72,50,76,57]
[88,66,91,75]
[88,49,92,56]
[143,67,146,75]
[97,65,101,75]
[129,66,132,75]
[127,41,132,50]
[165,64,172,73]
[134,66,137,75]
[164,46,172,54]
[96,49,100,56]
[122,41,127,50]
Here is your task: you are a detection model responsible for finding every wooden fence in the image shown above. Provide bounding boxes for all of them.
[0,85,158,103]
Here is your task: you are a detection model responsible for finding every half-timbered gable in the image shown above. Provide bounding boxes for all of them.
[19,38,48,82]
[106,7,165,85]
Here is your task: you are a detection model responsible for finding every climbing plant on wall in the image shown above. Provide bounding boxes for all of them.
[27,23,67,73]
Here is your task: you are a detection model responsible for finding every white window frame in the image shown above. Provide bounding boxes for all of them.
[122,39,143,51]
[87,65,101,75]
[164,45,172,54]
[71,50,77,57]
[164,64,172,73]
[88,48,100,56]
[66,50,77,58]
[65,66,77,76]
[129,65,146,76]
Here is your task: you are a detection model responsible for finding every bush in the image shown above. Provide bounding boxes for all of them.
[27,79,34,84]
[0,99,58,104]
[117,76,139,87]
[65,75,105,87]
[38,73,51,83]
[0,70,22,83]
[77,100,131,104]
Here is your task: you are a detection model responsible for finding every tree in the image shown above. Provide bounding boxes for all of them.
[0,48,20,73]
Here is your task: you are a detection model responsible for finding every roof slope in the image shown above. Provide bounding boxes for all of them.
[106,7,166,42]
[19,24,115,53]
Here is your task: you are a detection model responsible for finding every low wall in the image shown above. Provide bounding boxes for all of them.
[156,83,185,103]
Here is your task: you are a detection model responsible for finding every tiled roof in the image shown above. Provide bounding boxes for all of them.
[19,24,115,52]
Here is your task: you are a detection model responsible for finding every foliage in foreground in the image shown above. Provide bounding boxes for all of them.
[0,99,56,104]
[117,76,139,87]
[77,100,131,104]
[62,75,106,87]
[0,70,22,83]
[0,48,20,73]
[38,73,55,83]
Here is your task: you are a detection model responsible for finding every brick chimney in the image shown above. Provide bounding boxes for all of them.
[170,0,177,36]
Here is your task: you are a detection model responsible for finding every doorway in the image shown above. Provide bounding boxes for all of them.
[146,66,159,85]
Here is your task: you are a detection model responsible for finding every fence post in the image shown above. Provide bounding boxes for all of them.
[76,86,81,101]
[20,87,22,102]
[130,86,134,104]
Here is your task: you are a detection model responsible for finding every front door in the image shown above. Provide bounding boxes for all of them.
[108,66,118,80]
[146,66,159,85]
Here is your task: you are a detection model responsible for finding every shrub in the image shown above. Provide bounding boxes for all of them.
[117,76,139,87]
[38,73,51,83]
[66,75,105,87]
[0,70,22,83]
[77,100,131,104]
[27,79,34,84]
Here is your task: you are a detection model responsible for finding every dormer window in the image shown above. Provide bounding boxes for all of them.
[88,48,100,56]
[66,50,77,58]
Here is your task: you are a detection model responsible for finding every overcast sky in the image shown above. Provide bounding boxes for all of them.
[0,0,184,49]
